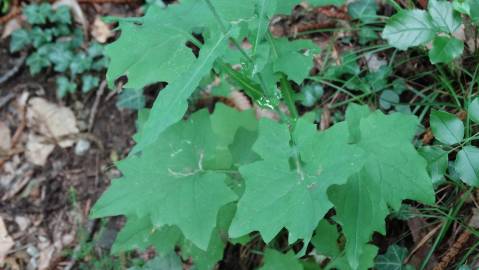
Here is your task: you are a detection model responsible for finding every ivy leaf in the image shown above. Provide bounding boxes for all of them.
[454,146,479,186]
[229,118,365,244]
[428,36,464,64]
[134,32,229,151]
[23,3,52,25]
[428,0,462,33]
[90,109,237,250]
[348,0,377,23]
[26,52,50,75]
[419,146,448,184]
[468,97,479,123]
[116,89,146,110]
[382,10,436,50]
[430,110,464,145]
[56,76,77,97]
[81,75,100,93]
[329,107,434,269]
[10,29,31,52]
[379,90,399,110]
[48,43,73,72]
[375,245,414,270]
[50,6,72,24]
[259,249,303,270]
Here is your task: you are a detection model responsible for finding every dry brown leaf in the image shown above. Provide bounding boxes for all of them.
[0,121,12,152]
[1,18,21,39]
[25,134,55,166]
[27,97,79,148]
[91,16,112,43]
[0,216,14,265]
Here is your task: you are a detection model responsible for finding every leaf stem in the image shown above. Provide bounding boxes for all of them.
[279,75,299,120]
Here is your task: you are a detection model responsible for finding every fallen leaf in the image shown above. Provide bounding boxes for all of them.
[91,16,112,43]
[14,216,30,232]
[365,53,387,72]
[25,134,55,166]
[1,18,21,39]
[0,121,12,152]
[27,97,79,148]
[37,237,54,270]
[0,216,14,265]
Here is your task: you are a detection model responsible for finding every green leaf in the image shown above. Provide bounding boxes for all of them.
[56,76,77,97]
[31,28,52,48]
[134,32,229,151]
[270,38,319,84]
[470,0,479,23]
[70,52,93,75]
[328,245,378,270]
[329,108,434,269]
[130,253,182,270]
[229,118,365,244]
[430,110,464,145]
[48,43,73,72]
[105,0,254,89]
[468,97,479,123]
[379,90,400,110]
[26,52,50,75]
[454,146,479,186]
[428,36,464,64]
[348,0,377,23]
[453,0,470,14]
[81,75,100,93]
[298,84,323,107]
[345,103,371,143]
[112,215,180,254]
[419,146,448,184]
[90,109,237,250]
[323,51,360,79]
[116,89,146,110]
[23,3,52,25]
[359,27,378,44]
[375,245,414,270]
[311,220,340,257]
[259,249,303,270]
[382,10,436,50]
[10,29,31,52]
[50,5,72,24]
[428,0,462,33]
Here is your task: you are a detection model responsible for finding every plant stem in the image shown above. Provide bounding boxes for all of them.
[279,75,299,120]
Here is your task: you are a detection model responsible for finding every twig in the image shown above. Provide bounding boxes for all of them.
[433,209,479,270]
[0,94,27,169]
[0,7,20,25]
[0,53,26,86]
[88,80,107,132]
[0,93,15,109]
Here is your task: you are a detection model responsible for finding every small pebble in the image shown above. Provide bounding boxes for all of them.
[74,139,91,156]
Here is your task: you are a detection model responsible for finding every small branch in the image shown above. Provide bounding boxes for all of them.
[88,80,107,132]
[0,53,26,86]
